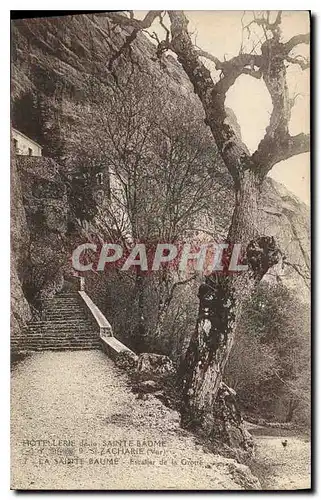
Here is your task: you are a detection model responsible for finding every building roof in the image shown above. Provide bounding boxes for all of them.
[12,128,43,149]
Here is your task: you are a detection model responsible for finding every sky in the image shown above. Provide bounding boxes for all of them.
[136,11,310,204]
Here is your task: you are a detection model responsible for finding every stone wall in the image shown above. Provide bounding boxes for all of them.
[12,129,42,157]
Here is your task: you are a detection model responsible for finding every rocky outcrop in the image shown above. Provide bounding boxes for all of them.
[260,179,310,301]
[11,153,30,273]
[136,353,176,377]
[11,151,77,349]
[15,156,72,303]
[11,150,32,341]
[115,350,138,370]
[11,265,31,344]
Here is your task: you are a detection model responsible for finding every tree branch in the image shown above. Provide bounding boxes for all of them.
[105,10,310,184]
[108,27,139,70]
[213,54,263,93]
[106,11,162,70]
[252,132,310,177]
[241,67,262,79]
[194,49,224,69]
[105,11,161,30]
[284,33,310,53]
[285,55,310,70]
[249,16,310,177]
[167,274,197,306]
[286,132,310,158]
[168,11,254,186]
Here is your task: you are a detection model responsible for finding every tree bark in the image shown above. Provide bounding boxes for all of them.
[180,169,261,450]
[286,397,298,423]
[155,305,167,339]
[133,269,147,351]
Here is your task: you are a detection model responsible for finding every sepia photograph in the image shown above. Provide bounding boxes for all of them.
[10,9,311,491]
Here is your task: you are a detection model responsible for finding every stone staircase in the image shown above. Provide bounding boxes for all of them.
[11,292,101,352]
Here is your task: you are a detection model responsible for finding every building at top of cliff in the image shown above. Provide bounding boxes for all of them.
[12,128,42,157]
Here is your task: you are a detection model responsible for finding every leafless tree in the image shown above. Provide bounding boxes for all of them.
[65,72,219,347]
[98,10,310,445]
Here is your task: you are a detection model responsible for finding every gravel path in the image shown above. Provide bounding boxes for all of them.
[11,351,260,490]
[253,435,311,490]
[246,422,311,490]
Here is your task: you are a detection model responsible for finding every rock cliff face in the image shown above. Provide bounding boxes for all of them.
[260,179,310,300]
[11,154,66,343]
[11,149,32,341]
[11,13,310,330]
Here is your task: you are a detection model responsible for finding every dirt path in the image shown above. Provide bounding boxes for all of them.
[11,351,259,490]
[248,424,311,490]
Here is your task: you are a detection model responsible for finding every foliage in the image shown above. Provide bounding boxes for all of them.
[225,281,310,426]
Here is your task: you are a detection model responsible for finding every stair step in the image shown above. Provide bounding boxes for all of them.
[54,293,80,297]
[42,310,86,315]
[43,302,84,306]
[43,297,80,300]
[42,303,83,308]
[44,293,79,296]
[12,347,101,352]
[16,332,99,336]
[14,342,100,346]
[26,327,94,332]
[41,316,88,321]
[27,325,93,328]
[17,334,99,337]
[42,306,85,311]
[26,326,95,331]
[13,291,103,353]
[19,330,99,335]
[41,318,89,322]
[25,333,97,337]
[45,298,81,301]
[28,319,92,325]
[27,322,92,327]
[27,324,93,327]
[15,340,101,345]
[17,341,99,344]
[41,317,87,321]
[26,331,94,334]
[13,340,101,345]
[12,344,100,347]
[42,305,85,308]
[42,314,86,318]
[20,332,99,337]
[15,345,101,349]
[42,309,87,313]
[25,336,97,340]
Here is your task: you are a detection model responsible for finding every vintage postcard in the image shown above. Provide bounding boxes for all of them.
[11,10,311,490]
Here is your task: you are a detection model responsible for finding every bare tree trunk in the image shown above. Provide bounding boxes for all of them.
[133,269,147,351]
[181,170,261,450]
[155,306,167,339]
[154,270,173,341]
[286,397,298,423]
